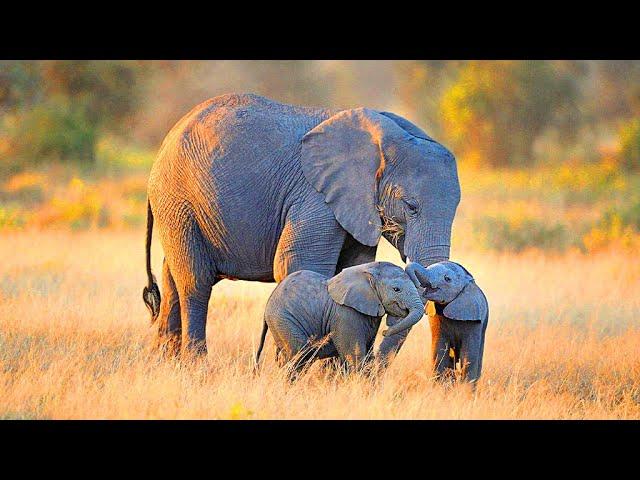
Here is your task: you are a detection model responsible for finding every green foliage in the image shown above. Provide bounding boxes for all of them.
[591,61,640,123]
[393,61,465,137]
[1,61,146,171]
[94,137,155,175]
[0,205,26,229]
[473,215,570,252]
[7,96,96,167]
[0,61,42,111]
[3,60,640,173]
[600,197,640,231]
[619,118,640,170]
[41,61,143,132]
[439,61,581,167]
[582,198,640,253]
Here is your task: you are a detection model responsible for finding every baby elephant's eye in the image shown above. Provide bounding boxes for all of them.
[393,287,401,292]
[444,275,452,283]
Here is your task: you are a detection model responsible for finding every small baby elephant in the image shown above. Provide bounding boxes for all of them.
[255,262,425,375]
[385,261,489,384]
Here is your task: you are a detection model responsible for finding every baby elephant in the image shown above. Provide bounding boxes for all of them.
[255,262,424,375]
[386,261,489,384]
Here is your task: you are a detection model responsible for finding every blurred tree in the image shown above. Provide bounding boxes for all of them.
[618,117,640,170]
[439,61,582,167]
[0,61,42,113]
[591,61,640,125]
[3,60,640,172]
[41,61,145,132]
[10,96,96,164]
[1,61,148,168]
[394,60,464,138]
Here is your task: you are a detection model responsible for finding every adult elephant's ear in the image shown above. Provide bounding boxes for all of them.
[326,264,385,317]
[301,108,404,247]
[377,111,435,142]
[443,282,489,322]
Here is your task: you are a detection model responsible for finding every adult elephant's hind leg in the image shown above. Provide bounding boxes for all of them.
[155,258,182,356]
[167,223,216,358]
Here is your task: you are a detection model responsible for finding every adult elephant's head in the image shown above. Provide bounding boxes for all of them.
[301,108,460,269]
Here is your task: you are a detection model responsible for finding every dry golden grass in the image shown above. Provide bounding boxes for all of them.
[1,230,639,419]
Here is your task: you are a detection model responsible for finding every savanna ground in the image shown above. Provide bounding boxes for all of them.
[1,154,639,420]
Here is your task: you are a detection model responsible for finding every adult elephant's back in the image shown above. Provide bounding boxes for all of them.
[147,93,334,282]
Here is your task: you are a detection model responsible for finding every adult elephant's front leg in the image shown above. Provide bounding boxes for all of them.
[273,195,346,280]
[335,233,377,274]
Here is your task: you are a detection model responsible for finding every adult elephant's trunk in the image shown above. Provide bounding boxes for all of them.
[382,298,426,337]
[419,245,451,265]
[402,220,452,278]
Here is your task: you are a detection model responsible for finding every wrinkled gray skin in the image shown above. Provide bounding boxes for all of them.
[255,262,424,376]
[142,94,460,356]
[385,261,489,383]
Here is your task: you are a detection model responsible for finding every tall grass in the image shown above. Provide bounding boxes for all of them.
[1,147,639,418]
[1,231,638,419]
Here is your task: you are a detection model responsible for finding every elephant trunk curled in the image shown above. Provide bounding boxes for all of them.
[382,297,425,337]
[405,261,434,293]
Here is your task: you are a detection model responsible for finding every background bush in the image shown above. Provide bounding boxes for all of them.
[1,60,640,252]
[2,60,640,171]
[619,118,640,171]
[473,216,570,252]
[1,61,145,172]
[7,97,96,167]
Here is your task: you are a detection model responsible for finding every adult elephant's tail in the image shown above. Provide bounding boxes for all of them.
[142,199,161,323]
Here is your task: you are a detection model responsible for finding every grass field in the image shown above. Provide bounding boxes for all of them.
[1,230,639,419]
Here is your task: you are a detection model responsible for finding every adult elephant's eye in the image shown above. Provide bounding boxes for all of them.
[403,198,419,215]
[393,287,401,292]
[444,275,451,283]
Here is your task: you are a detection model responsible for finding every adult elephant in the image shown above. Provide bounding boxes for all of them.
[142,93,460,355]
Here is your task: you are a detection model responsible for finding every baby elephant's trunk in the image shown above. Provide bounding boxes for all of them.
[383,299,425,337]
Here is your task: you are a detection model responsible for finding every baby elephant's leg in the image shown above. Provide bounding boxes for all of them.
[288,338,320,379]
[377,315,412,367]
[476,319,488,379]
[459,321,484,384]
[270,318,317,379]
[430,315,455,381]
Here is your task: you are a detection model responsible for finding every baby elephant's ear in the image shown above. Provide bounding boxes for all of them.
[327,264,385,317]
[443,282,488,322]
